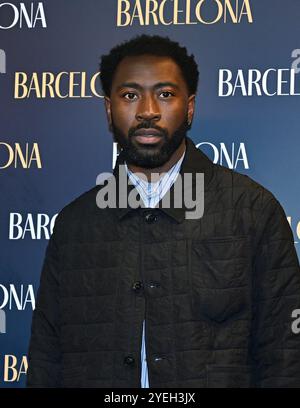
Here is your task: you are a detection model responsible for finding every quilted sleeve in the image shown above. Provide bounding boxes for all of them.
[251,197,300,387]
[26,214,63,387]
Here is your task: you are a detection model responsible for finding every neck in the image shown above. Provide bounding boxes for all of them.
[127,138,186,182]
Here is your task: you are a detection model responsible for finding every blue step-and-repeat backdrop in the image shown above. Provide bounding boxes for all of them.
[0,0,299,387]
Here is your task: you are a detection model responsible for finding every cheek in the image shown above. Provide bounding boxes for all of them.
[111,104,135,127]
[163,107,187,127]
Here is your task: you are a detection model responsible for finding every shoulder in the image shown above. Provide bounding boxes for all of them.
[211,162,280,213]
[210,163,293,245]
[52,185,101,238]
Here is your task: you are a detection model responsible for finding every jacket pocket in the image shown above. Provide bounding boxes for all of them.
[192,235,250,288]
[191,235,251,322]
[206,364,252,388]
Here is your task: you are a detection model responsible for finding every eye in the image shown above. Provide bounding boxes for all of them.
[160,91,174,98]
[122,92,137,100]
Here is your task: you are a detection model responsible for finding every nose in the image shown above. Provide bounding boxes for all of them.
[135,93,161,122]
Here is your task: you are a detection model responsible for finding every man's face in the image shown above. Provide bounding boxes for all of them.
[104,55,195,168]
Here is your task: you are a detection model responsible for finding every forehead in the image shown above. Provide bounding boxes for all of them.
[111,55,188,91]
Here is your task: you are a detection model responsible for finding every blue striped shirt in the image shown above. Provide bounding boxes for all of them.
[125,150,186,388]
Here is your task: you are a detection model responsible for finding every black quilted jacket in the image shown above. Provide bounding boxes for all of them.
[26,137,300,388]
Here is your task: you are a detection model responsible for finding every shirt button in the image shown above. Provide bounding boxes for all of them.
[144,212,158,223]
[124,356,135,365]
[132,281,143,292]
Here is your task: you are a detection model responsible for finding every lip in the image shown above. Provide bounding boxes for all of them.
[134,128,162,136]
[134,135,162,144]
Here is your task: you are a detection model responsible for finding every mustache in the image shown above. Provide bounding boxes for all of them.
[128,122,167,138]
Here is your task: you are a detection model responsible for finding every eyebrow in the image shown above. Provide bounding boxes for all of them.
[116,81,180,91]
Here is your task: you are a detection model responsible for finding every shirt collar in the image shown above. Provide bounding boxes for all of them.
[112,136,215,223]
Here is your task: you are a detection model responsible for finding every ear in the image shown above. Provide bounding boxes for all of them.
[187,94,196,125]
[104,96,112,131]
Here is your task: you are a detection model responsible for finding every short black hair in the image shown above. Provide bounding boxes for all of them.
[99,34,199,97]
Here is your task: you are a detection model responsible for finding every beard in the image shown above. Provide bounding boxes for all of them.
[111,115,190,169]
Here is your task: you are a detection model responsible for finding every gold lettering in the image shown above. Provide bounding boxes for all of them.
[14,143,28,168]
[27,72,41,98]
[159,0,172,25]
[239,0,253,23]
[186,0,197,24]
[117,0,131,26]
[4,355,28,382]
[55,72,69,98]
[196,0,223,25]
[4,355,17,382]
[69,72,81,98]
[90,72,102,97]
[41,72,55,98]
[131,0,144,26]
[173,0,185,25]
[224,0,238,23]
[80,72,89,97]
[145,0,159,25]
[0,142,14,169]
[13,71,131,99]
[17,357,28,382]
[14,72,28,99]
[29,143,42,168]
[0,143,42,169]
[116,0,254,27]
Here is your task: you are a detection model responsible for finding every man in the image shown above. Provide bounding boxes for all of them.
[26,34,300,388]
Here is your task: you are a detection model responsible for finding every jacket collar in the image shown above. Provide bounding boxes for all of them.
[113,136,215,223]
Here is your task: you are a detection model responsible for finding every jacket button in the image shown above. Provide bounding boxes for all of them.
[132,281,143,292]
[149,281,161,289]
[144,212,158,223]
[124,356,135,365]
